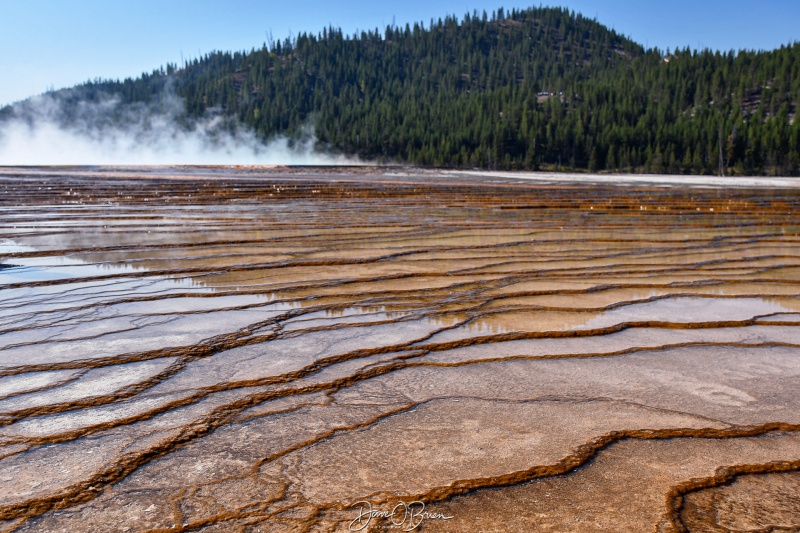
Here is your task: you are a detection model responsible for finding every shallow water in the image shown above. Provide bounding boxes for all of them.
[0,167,799,532]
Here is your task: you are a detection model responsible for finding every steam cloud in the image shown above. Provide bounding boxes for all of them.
[0,91,360,166]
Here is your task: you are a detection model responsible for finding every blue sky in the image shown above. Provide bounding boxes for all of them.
[1,0,799,107]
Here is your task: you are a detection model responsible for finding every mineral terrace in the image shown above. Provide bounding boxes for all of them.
[0,167,799,532]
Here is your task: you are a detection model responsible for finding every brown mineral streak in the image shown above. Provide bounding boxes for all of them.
[0,166,799,532]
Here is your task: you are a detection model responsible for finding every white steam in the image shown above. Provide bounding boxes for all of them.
[0,92,359,165]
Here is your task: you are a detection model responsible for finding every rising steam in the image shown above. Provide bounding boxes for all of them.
[0,91,359,166]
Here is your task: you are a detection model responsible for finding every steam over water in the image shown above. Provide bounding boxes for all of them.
[0,167,799,531]
[0,92,358,165]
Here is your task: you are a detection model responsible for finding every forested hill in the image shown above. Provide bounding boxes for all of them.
[3,6,800,175]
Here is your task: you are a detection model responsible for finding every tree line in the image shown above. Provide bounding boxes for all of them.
[3,6,799,175]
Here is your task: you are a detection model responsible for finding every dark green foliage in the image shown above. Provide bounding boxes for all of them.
[4,6,800,174]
